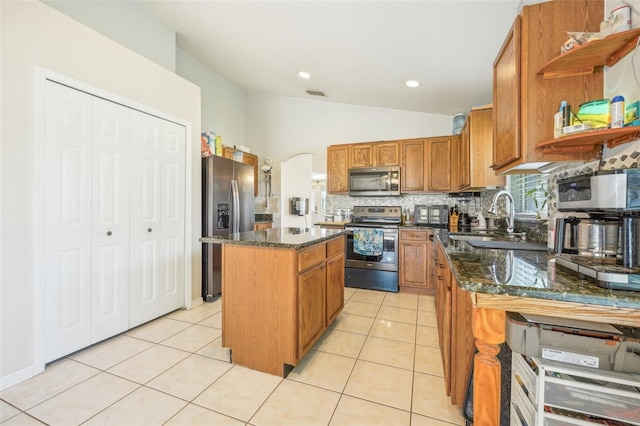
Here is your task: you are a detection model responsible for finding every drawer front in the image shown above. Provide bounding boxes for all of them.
[298,243,326,272]
[400,229,427,241]
[326,236,345,258]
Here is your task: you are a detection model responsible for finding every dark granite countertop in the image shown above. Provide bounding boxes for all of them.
[200,226,346,250]
[434,229,640,310]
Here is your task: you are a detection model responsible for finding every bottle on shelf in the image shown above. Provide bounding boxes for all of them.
[611,95,625,128]
[554,101,567,138]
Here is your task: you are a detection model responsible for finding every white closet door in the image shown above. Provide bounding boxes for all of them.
[130,111,185,327]
[44,81,93,362]
[91,97,131,342]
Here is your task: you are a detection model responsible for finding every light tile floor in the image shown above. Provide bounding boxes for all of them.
[0,288,465,426]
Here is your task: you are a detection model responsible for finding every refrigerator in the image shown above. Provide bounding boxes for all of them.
[202,155,255,301]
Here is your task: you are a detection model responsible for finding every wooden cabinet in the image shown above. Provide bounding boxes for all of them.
[427,136,453,192]
[254,222,272,231]
[435,240,477,406]
[492,0,603,174]
[401,139,426,192]
[326,237,345,325]
[399,229,433,294]
[401,136,457,193]
[327,145,349,193]
[349,141,400,168]
[222,235,345,376]
[435,242,452,396]
[458,107,505,190]
[223,146,259,196]
[298,263,326,358]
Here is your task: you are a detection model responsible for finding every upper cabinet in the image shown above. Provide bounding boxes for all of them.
[327,145,349,194]
[401,136,457,193]
[458,107,505,190]
[349,141,400,168]
[223,146,259,196]
[492,0,604,175]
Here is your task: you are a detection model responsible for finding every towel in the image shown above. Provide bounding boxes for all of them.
[353,227,384,256]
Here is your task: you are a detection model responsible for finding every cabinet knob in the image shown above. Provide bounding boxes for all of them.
[147,228,152,233]
[106,231,112,236]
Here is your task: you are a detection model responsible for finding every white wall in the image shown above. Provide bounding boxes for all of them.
[176,49,248,148]
[0,0,201,389]
[603,0,640,157]
[281,154,314,228]
[42,0,176,72]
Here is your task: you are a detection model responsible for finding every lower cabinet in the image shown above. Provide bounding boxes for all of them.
[222,235,346,376]
[399,229,434,294]
[435,241,475,405]
[298,263,326,358]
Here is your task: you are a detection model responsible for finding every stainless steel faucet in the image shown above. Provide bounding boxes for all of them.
[488,190,515,233]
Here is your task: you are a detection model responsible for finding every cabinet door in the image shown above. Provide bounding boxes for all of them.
[326,252,345,325]
[470,108,505,188]
[493,16,521,170]
[458,119,471,190]
[427,137,451,192]
[223,148,259,196]
[298,263,326,358]
[350,143,373,168]
[436,244,452,396]
[451,283,475,405]
[401,140,425,192]
[130,111,186,327]
[327,145,349,193]
[399,241,428,289]
[374,142,399,166]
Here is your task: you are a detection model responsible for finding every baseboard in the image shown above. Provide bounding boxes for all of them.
[0,363,44,391]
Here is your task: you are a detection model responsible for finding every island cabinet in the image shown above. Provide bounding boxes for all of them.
[222,146,259,196]
[398,228,434,294]
[349,141,400,168]
[222,235,345,376]
[492,0,603,174]
[435,242,475,405]
[458,107,504,191]
[327,145,349,193]
[401,136,457,193]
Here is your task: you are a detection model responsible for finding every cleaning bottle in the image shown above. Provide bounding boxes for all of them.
[611,95,625,128]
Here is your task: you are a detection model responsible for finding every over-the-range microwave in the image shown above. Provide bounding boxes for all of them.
[348,166,400,197]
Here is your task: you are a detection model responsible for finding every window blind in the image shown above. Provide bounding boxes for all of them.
[507,174,549,214]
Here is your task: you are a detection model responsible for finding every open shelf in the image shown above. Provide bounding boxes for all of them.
[537,28,640,79]
[537,127,640,154]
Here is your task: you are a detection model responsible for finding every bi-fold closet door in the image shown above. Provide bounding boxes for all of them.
[43,80,185,362]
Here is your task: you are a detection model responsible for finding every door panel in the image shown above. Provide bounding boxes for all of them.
[91,97,130,342]
[44,81,93,361]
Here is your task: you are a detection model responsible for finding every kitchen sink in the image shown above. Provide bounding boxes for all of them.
[448,235,496,242]
[466,240,547,251]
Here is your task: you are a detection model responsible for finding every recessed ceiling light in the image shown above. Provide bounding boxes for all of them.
[298,71,311,79]
[405,80,420,88]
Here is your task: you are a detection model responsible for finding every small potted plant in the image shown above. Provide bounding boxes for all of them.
[525,183,549,220]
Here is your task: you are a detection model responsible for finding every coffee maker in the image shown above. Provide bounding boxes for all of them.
[554,169,640,290]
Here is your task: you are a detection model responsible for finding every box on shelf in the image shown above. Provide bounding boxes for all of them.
[562,123,593,135]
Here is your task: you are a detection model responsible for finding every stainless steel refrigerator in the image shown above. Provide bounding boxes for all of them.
[202,155,255,301]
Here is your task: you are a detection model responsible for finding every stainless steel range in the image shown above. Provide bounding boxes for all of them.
[344,206,401,292]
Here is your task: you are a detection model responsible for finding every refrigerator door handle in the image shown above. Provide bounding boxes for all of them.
[231,180,240,233]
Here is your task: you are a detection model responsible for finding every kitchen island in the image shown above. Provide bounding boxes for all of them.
[201,227,346,377]
[436,230,640,425]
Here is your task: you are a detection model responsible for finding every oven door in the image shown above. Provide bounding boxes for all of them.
[344,226,398,272]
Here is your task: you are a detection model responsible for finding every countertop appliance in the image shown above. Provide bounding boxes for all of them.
[202,155,254,301]
[557,169,640,212]
[555,169,640,291]
[344,206,401,292]
[414,204,449,228]
[348,166,400,197]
